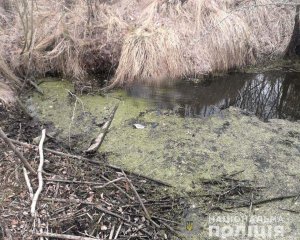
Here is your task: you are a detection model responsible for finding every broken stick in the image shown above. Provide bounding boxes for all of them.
[31,129,46,216]
[0,127,36,175]
[35,232,97,240]
[227,193,300,209]
[85,105,118,153]
[7,137,172,187]
[122,170,160,228]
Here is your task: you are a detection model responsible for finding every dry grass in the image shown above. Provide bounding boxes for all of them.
[1,0,127,80]
[0,0,296,89]
[111,26,187,87]
[111,0,295,86]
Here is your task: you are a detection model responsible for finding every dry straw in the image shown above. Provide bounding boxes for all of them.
[0,0,296,88]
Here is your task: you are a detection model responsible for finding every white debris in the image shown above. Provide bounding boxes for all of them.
[133,123,145,129]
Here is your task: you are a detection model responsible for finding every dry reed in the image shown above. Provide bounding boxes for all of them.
[0,0,297,89]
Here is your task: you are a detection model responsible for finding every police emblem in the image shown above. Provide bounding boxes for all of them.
[186,221,193,231]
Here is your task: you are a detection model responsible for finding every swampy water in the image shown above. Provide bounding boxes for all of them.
[25,70,300,239]
[127,71,300,121]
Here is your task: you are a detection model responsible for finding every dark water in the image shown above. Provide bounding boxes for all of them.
[127,71,300,121]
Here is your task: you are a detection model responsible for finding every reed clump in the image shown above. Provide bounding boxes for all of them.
[0,0,296,88]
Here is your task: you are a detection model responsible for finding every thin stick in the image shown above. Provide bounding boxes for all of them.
[42,197,151,236]
[109,225,115,240]
[45,177,125,188]
[85,105,118,153]
[0,128,36,175]
[35,232,98,240]
[100,175,135,201]
[29,80,44,95]
[227,194,300,209]
[23,167,34,199]
[114,223,122,239]
[279,207,300,214]
[42,197,126,221]
[7,137,172,187]
[108,164,172,187]
[95,177,125,189]
[31,129,46,216]
[122,170,160,228]
[9,138,88,160]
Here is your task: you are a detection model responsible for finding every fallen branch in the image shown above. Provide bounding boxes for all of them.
[107,164,172,187]
[100,175,135,201]
[279,207,300,214]
[122,170,160,229]
[35,232,98,240]
[43,197,128,222]
[0,128,36,175]
[85,105,118,153]
[95,177,125,189]
[114,223,122,239]
[31,129,46,216]
[28,80,44,95]
[7,137,172,187]
[23,167,34,199]
[41,198,100,206]
[109,224,115,239]
[227,193,300,209]
[9,138,88,160]
[45,177,125,188]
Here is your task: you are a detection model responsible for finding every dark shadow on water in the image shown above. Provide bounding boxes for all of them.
[126,71,300,121]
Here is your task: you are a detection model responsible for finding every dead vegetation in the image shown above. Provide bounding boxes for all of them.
[0,0,297,89]
[0,137,184,239]
[0,109,185,239]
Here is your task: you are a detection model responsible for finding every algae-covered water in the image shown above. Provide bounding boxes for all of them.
[24,71,300,239]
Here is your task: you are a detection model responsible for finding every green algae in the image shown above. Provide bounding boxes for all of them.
[25,79,300,193]
[26,79,300,239]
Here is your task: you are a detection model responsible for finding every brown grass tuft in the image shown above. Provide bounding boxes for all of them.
[111,26,187,87]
